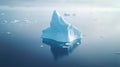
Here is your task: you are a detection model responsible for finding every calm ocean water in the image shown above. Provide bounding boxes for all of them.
[0,8,120,67]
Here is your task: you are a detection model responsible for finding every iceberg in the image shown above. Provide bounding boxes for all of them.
[41,10,81,43]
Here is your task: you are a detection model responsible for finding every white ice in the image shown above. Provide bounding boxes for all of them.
[41,10,81,42]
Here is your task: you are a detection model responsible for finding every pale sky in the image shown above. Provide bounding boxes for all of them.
[0,0,120,7]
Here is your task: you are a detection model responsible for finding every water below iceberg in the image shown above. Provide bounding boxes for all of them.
[0,8,120,67]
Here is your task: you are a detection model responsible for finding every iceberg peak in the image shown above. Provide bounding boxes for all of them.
[41,10,81,42]
[53,10,60,17]
[50,10,68,27]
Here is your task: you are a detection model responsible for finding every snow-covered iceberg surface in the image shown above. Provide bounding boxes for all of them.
[41,10,81,42]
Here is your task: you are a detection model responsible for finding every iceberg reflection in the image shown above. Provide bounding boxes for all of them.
[42,38,81,60]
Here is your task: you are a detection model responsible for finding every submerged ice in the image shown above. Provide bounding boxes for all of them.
[41,10,81,42]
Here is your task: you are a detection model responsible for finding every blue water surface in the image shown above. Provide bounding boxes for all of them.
[0,8,120,67]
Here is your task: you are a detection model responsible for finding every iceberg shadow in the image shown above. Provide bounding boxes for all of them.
[42,38,81,60]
